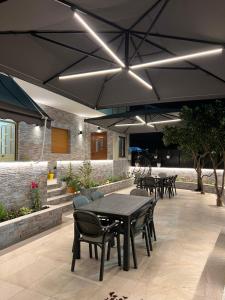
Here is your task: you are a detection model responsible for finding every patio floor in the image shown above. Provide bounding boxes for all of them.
[1,187,225,300]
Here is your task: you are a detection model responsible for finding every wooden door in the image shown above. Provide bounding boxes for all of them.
[91,132,107,160]
[51,127,70,153]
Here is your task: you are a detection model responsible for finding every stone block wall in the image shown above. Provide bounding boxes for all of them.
[18,104,127,164]
[57,160,114,182]
[0,161,48,209]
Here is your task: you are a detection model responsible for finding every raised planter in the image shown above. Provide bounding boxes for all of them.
[0,205,62,250]
[176,181,216,194]
[97,178,133,195]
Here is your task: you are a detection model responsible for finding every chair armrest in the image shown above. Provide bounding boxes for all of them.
[104,220,119,232]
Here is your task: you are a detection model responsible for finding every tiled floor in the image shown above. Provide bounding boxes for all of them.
[1,188,225,300]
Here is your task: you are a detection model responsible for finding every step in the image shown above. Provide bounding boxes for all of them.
[47,182,61,190]
[47,193,74,206]
[47,186,66,197]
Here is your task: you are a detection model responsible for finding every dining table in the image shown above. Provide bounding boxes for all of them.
[74,193,153,271]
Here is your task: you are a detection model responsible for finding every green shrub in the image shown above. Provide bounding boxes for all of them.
[0,202,8,222]
[19,207,33,216]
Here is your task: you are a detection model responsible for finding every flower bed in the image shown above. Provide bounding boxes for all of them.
[176,181,216,194]
[0,205,62,250]
[97,178,133,195]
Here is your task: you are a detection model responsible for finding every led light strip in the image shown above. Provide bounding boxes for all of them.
[130,48,223,70]
[59,68,122,80]
[147,118,181,125]
[128,70,152,89]
[135,116,145,124]
[74,12,125,68]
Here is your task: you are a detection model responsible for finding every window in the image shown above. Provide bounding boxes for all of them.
[0,119,16,161]
[119,136,126,158]
[91,132,107,160]
[51,127,70,153]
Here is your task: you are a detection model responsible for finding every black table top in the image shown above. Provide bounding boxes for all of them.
[79,193,153,217]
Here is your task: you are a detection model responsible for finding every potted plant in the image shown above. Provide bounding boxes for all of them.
[31,181,42,211]
[61,163,74,187]
[67,176,80,194]
[79,161,97,198]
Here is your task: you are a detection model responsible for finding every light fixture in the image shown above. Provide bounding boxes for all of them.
[74,12,125,68]
[135,116,145,124]
[130,48,223,70]
[154,154,158,159]
[147,119,181,125]
[166,153,171,159]
[97,126,102,132]
[128,70,153,90]
[59,68,122,80]
[79,130,83,135]
[115,123,145,127]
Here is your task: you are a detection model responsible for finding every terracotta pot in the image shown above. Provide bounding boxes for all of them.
[67,187,76,194]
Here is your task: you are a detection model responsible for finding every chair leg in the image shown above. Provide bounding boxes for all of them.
[116,234,121,267]
[152,221,157,241]
[107,241,111,261]
[89,243,93,258]
[144,226,150,257]
[99,244,105,281]
[94,244,98,260]
[130,230,137,269]
[71,251,76,272]
[147,223,153,251]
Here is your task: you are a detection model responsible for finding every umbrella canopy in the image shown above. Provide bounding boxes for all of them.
[84,107,180,134]
[0,73,52,127]
[0,0,224,109]
[129,147,143,153]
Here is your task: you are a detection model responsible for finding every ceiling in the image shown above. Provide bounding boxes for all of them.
[0,0,225,109]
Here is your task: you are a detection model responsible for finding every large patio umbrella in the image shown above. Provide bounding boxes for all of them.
[0,0,224,109]
[84,107,180,133]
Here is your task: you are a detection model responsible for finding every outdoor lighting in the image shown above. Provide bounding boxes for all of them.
[128,70,153,90]
[115,123,145,127]
[135,116,145,124]
[147,123,154,128]
[130,48,223,70]
[154,154,158,159]
[79,130,83,135]
[97,126,102,132]
[59,68,122,80]
[147,118,181,125]
[74,12,125,68]
[166,153,171,159]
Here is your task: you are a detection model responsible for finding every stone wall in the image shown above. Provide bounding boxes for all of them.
[18,104,127,164]
[0,161,48,209]
[57,160,114,182]
[0,205,62,250]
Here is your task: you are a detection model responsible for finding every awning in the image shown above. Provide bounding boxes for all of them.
[0,0,224,109]
[0,73,52,127]
[84,107,180,134]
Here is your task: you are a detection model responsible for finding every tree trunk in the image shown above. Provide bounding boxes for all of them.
[216,196,223,207]
[195,160,204,194]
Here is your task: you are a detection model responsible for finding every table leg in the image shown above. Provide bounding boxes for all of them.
[123,216,130,271]
[74,225,81,259]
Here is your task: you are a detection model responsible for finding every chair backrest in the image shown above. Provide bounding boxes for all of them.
[91,190,104,201]
[74,210,103,237]
[158,172,167,178]
[130,188,149,197]
[133,206,150,231]
[143,176,156,187]
[73,195,90,209]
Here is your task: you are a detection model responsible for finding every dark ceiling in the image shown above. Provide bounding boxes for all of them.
[0,0,225,109]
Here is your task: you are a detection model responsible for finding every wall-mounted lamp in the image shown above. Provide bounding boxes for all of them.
[79,130,83,135]
[97,126,102,133]
[166,153,171,159]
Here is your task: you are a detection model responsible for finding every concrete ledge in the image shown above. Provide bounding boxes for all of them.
[0,205,62,250]
[97,178,133,195]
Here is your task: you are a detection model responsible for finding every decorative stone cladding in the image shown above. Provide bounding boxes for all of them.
[17,104,127,163]
[0,161,48,209]
[0,205,62,250]
[97,178,133,195]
